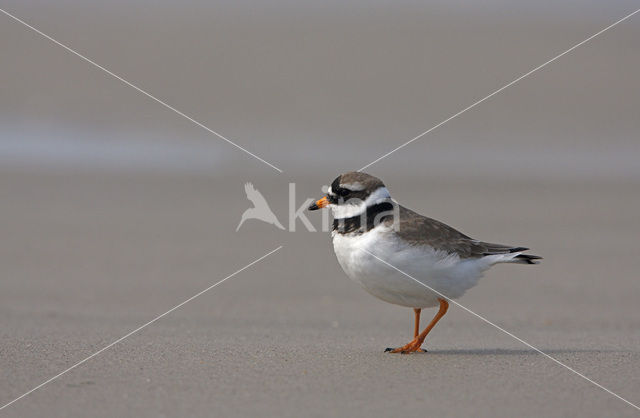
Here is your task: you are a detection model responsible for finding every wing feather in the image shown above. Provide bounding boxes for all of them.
[244,182,271,210]
[394,205,540,261]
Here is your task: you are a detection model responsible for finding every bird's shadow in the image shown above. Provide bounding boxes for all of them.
[423,348,617,356]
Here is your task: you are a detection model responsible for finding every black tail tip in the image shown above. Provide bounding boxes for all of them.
[515,254,543,264]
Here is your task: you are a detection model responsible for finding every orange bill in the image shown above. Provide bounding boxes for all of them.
[308,196,329,211]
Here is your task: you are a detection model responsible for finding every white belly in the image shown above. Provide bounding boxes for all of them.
[331,226,493,308]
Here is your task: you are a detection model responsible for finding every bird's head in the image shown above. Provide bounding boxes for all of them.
[308,172,391,219]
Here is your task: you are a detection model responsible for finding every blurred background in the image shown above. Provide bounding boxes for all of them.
[1,1,639,417]
[2,0,639,179]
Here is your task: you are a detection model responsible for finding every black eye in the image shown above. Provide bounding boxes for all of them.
[336,187,350,197]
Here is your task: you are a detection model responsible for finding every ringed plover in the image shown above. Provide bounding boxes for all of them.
[308,172,541,353]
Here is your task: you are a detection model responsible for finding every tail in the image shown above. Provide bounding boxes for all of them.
[512,253,543,264]
[483,245,542,265]
[236,211,249,231]
[500,247,542,265]
[272,218,285,230]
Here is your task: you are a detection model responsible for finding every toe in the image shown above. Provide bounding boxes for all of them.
[407,348,427,353]
[385,340,427,353]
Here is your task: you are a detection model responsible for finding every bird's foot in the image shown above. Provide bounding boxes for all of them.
[385,339,427,354]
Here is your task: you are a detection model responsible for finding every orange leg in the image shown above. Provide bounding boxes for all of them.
[413,308,421,338]
[386,298,449,354]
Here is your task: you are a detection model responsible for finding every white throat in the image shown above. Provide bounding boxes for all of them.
[330,187,391,219]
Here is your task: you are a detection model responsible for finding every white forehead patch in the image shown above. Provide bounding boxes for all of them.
[340,182,366,192]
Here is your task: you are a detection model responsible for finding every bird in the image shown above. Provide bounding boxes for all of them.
[236,182,285,231]
[308,172,540,353]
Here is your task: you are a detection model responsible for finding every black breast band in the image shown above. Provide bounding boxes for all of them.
[332,201,396,234]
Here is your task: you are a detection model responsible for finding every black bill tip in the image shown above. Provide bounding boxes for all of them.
[308,202,319,211]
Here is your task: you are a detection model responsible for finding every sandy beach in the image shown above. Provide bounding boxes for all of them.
[1,167,639,417]
[1,1,639,416]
